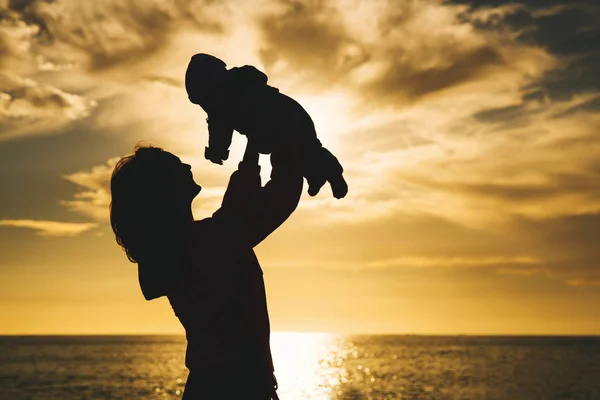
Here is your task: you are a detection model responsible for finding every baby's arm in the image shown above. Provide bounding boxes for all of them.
[205,116,234,165]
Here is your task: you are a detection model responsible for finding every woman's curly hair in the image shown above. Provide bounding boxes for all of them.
[109,145,184,263]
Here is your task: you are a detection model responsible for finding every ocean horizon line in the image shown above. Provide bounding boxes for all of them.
[1,332,600,337]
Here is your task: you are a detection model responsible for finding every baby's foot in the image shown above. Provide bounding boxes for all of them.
[329,175,348,199]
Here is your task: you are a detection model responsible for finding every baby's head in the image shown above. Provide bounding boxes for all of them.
[185,53,228,113]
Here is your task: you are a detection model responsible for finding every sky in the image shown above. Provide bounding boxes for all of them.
[1,0,600,335]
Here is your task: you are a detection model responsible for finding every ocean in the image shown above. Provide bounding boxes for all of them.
[0,334,599,400]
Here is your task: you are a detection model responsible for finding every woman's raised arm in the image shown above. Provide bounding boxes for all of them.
[207,135,304,250]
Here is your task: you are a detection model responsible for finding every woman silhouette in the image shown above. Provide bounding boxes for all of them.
[109,136,303,399]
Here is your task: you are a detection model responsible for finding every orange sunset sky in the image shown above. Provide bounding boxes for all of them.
[1,0,600,335]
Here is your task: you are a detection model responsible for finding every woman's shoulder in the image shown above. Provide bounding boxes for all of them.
[188,218,228,251]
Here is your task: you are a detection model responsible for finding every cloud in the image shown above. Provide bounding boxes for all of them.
[496,267,552,277]
[247,0,579,232]
[262,255,542,270]
[365,255,541,269]
[0,0,231,141]
[378,98,600,224]
[0,71,97,140]
[0,6,40,68]
[259,204,599,288]
[257,0,366,91]
[60,155,231,222]
[5,0,226,70]
[359,0,504,103]
[0,219,98,236]
[0,3,99,140]
[256,0,553,108]
[567,279,600,288]
[61,157,117,221]
[455,0,600,103]
[141,75,183,88]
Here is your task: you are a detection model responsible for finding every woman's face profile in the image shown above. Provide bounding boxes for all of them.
[162,152,202,203]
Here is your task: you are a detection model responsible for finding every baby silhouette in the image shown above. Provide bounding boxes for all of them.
[185,53,348,199]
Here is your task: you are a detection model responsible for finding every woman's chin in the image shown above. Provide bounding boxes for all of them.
[191,184,202,199]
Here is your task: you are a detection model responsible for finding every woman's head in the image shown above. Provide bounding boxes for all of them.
[110,145,201,263]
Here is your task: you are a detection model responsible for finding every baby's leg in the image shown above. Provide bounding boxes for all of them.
[278,100,324,194]
[277,93,347,197]
[317,147,348,199]
[302,146,347,198]
[304,152,328,197]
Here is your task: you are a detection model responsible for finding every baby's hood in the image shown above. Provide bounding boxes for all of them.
[227,65,268,88]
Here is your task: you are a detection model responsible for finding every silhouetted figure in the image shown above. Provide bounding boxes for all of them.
[110,136,304,399]
[185,53,348,199]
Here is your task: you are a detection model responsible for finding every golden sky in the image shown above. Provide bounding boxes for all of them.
[1,0,600,335]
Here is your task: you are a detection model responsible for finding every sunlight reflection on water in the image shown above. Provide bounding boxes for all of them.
[271,333,600,400]
[271,332,342,400]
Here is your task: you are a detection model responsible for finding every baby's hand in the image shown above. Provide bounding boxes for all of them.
[204,146,229,165]
[205,116,234,165]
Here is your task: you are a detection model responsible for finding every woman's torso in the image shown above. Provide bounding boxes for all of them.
[167,237,273,379]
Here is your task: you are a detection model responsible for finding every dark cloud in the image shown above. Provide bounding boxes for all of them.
[277,206,592,287]
[366,0,505,102]
[266,207,536,265]
[390,155,600,284]
[453,0,600,119]
[0,6,39,68]
[553,95,600,118]
[448,0,598,11]
[368,45,501,102]
[38,0,225,70]
[440,169,600,205]
[473,104,534,128]
[1,0,226,71]
[399,140,600,212]
[514,211,600,284]
[257,0,505,103]
[518,5,600,102]
[257,0,367,89]
[6,0,52,37]
[257,0,600,114]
